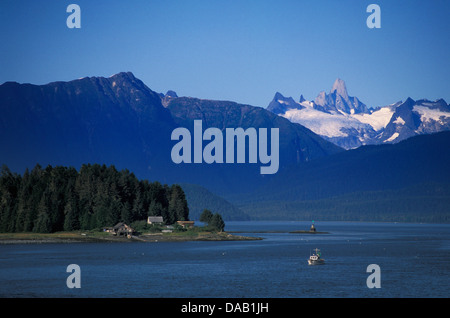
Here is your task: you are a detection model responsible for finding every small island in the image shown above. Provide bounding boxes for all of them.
[0,227,261,244]
[0,210,261,244]
[289,221,329,234]
[0,164,260,244]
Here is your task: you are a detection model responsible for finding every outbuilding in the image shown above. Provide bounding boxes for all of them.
[112,222,134,238]
[147,216,164,225]
[176,220,195,229]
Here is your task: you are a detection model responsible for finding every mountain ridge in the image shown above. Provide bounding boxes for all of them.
[0,72,342,196]
[0,72,177,182]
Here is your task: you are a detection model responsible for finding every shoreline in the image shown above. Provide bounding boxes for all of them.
[228,230,329,234]
[0,231,262,245]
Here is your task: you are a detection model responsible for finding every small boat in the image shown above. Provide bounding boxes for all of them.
[308,248,325,265]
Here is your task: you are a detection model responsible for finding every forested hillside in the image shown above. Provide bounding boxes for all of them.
[233,131,450,223]
[0,164,189,233]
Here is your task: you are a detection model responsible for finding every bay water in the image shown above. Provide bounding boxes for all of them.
[0,221,448,298]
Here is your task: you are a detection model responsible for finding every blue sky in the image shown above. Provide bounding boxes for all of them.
[1,0,449,109]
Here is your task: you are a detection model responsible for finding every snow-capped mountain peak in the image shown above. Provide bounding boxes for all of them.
[266,80,450,149]
[310,79,369,115]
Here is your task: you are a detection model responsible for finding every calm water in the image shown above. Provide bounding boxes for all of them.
[0,221,449,298]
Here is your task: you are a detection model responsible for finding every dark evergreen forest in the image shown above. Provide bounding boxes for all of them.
[0,164,189,233]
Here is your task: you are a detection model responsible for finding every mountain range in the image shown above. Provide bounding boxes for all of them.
[0,72,341,195]
[267,79,450,149]
[1,72,449,222]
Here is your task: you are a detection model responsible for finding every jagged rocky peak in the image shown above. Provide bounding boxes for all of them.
[267,92,303,114]
[403,97,416,108]
[109,71,136,80]
[331,78,349,100]
[107,72,157,91]
[165,90,178,98]
[160,89,179,107]
[104,72,144,92]
[272,92,293,103]
[273,92,284,99]
[275,92,297,104]
[314,91,327,107]
[106,72,140,88]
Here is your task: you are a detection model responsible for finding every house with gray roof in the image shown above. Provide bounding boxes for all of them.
[147,216,164,225]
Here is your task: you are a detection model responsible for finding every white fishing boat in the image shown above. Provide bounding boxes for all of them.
[308,248,325,265]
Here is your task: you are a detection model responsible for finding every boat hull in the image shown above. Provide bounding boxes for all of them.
[308,259,325,265]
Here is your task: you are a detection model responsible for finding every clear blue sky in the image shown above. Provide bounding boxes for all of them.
[1,0,449,109]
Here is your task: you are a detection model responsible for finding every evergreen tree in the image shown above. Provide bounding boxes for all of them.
[63,197,80,231]
[200,209,213,224]
[168,184,189,222]
[121,201,132,224]
[0,165,20,232]
[148,200,162,217]
[132,187,146,221]
[199,209,225,232]
[210,213,225,232]
[14,168,30,232]
[34,193,52,233]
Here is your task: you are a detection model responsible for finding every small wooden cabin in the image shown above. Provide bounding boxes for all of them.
[112,222,134,238]
[147,216,164,225]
